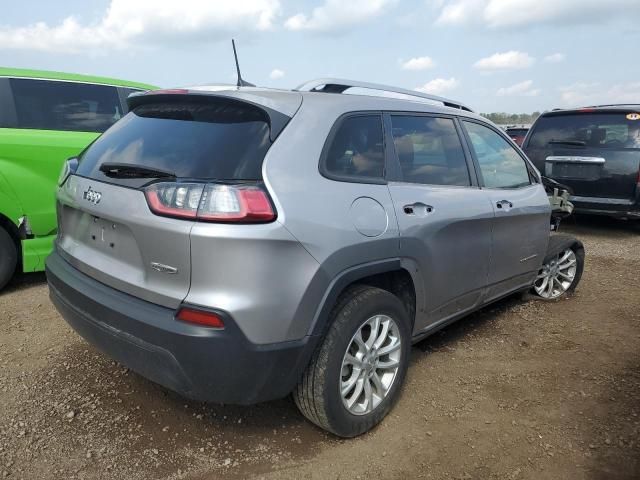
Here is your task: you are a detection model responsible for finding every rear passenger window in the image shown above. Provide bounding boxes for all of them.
[463,121,531,189]
[324,115,385,181]
[391,116,470,186]
[10,78,122,133]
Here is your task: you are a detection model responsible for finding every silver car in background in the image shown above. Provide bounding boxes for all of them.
[46,78,584,437]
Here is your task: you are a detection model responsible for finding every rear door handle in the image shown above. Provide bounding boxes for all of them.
[403,202,434,216]
[496,200,513,210]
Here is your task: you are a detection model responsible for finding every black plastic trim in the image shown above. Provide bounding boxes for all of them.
[543,234,584,264]
[308,258,404,337]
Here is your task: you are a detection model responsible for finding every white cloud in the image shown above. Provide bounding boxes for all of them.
[435,0,486,26]
[496,80,540,97]
[401,56,435,71]
[474,51,535,70]
[415,77,459,95]
[543,53,566,63]
[284,0,396,32]
[559,82,640,107]
[435,0,640,28]
[0,0,281,53]
[269,68,285,79]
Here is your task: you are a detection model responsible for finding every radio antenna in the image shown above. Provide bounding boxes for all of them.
[232,39,255,87]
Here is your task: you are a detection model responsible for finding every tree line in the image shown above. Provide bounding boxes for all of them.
[481,112,541,125]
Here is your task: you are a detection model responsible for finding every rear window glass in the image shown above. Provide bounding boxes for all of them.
[528,113,640,149]
[76,100,272,182]
[10,78,122,133]
[324,115,385,181]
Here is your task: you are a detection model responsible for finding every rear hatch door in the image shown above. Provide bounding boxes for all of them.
[56,92,294,308]
[524,110,640,200]
[57,175,193,308]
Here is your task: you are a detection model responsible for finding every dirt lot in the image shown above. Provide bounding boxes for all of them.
[0,216,638,480]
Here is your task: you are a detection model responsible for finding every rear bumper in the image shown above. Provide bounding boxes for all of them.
[571,195,640,218]
[46,250,318,405]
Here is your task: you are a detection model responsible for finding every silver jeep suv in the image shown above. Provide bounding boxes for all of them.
[46,79,584,437]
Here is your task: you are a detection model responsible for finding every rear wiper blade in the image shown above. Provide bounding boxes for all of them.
[548,140,586,147]
[99,162,177,179]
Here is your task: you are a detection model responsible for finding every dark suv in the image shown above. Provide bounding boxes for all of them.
[523,105,640,220]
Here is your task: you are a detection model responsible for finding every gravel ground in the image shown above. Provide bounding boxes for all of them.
[0,216,638,480]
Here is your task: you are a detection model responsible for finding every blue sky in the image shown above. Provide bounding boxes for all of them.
[1,0,639,113]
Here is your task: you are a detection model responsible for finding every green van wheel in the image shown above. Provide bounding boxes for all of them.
[0,227,17,291]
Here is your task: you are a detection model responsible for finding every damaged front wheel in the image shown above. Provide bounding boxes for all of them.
[532,243,584,300]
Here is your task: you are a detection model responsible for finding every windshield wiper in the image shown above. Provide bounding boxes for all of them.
[548,140,586,147]
[99,162,177,179]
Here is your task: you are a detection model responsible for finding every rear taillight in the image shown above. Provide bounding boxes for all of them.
[145,183,204,219]
[176,307,225,328]
[144,182,275,223]
[198,184,274,222]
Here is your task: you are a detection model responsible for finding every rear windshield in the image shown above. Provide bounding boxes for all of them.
[527,112,640,150]
[76,99,272,182]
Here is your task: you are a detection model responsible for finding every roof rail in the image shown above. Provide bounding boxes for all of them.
[584,103,640,108]
[294,78,473,112]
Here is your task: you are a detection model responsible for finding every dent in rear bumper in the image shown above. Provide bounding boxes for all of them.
[46,250,319,405]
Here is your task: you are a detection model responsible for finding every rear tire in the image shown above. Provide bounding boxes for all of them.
[294,285,411,437]
[0,226,17,291]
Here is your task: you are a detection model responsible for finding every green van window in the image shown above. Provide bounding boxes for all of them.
[10,78,122,133]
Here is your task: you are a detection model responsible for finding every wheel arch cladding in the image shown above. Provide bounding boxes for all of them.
[544,233,585,264]
[309,260,417,338]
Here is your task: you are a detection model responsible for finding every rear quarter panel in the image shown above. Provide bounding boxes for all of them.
[261,95,404,339]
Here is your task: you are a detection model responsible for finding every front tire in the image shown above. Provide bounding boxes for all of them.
[532,244,584,300]
[294,285,411,437]
[0,226,17,291]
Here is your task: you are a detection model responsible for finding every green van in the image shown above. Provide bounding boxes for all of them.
[0,68,157,289]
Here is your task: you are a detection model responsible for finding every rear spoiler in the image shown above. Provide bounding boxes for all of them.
[126,90,293,142]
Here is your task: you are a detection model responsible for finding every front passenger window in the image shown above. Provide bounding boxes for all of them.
[463,121,531,189]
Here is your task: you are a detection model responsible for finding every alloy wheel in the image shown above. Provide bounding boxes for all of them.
[339,314,402,416]
[534,248,577,299]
